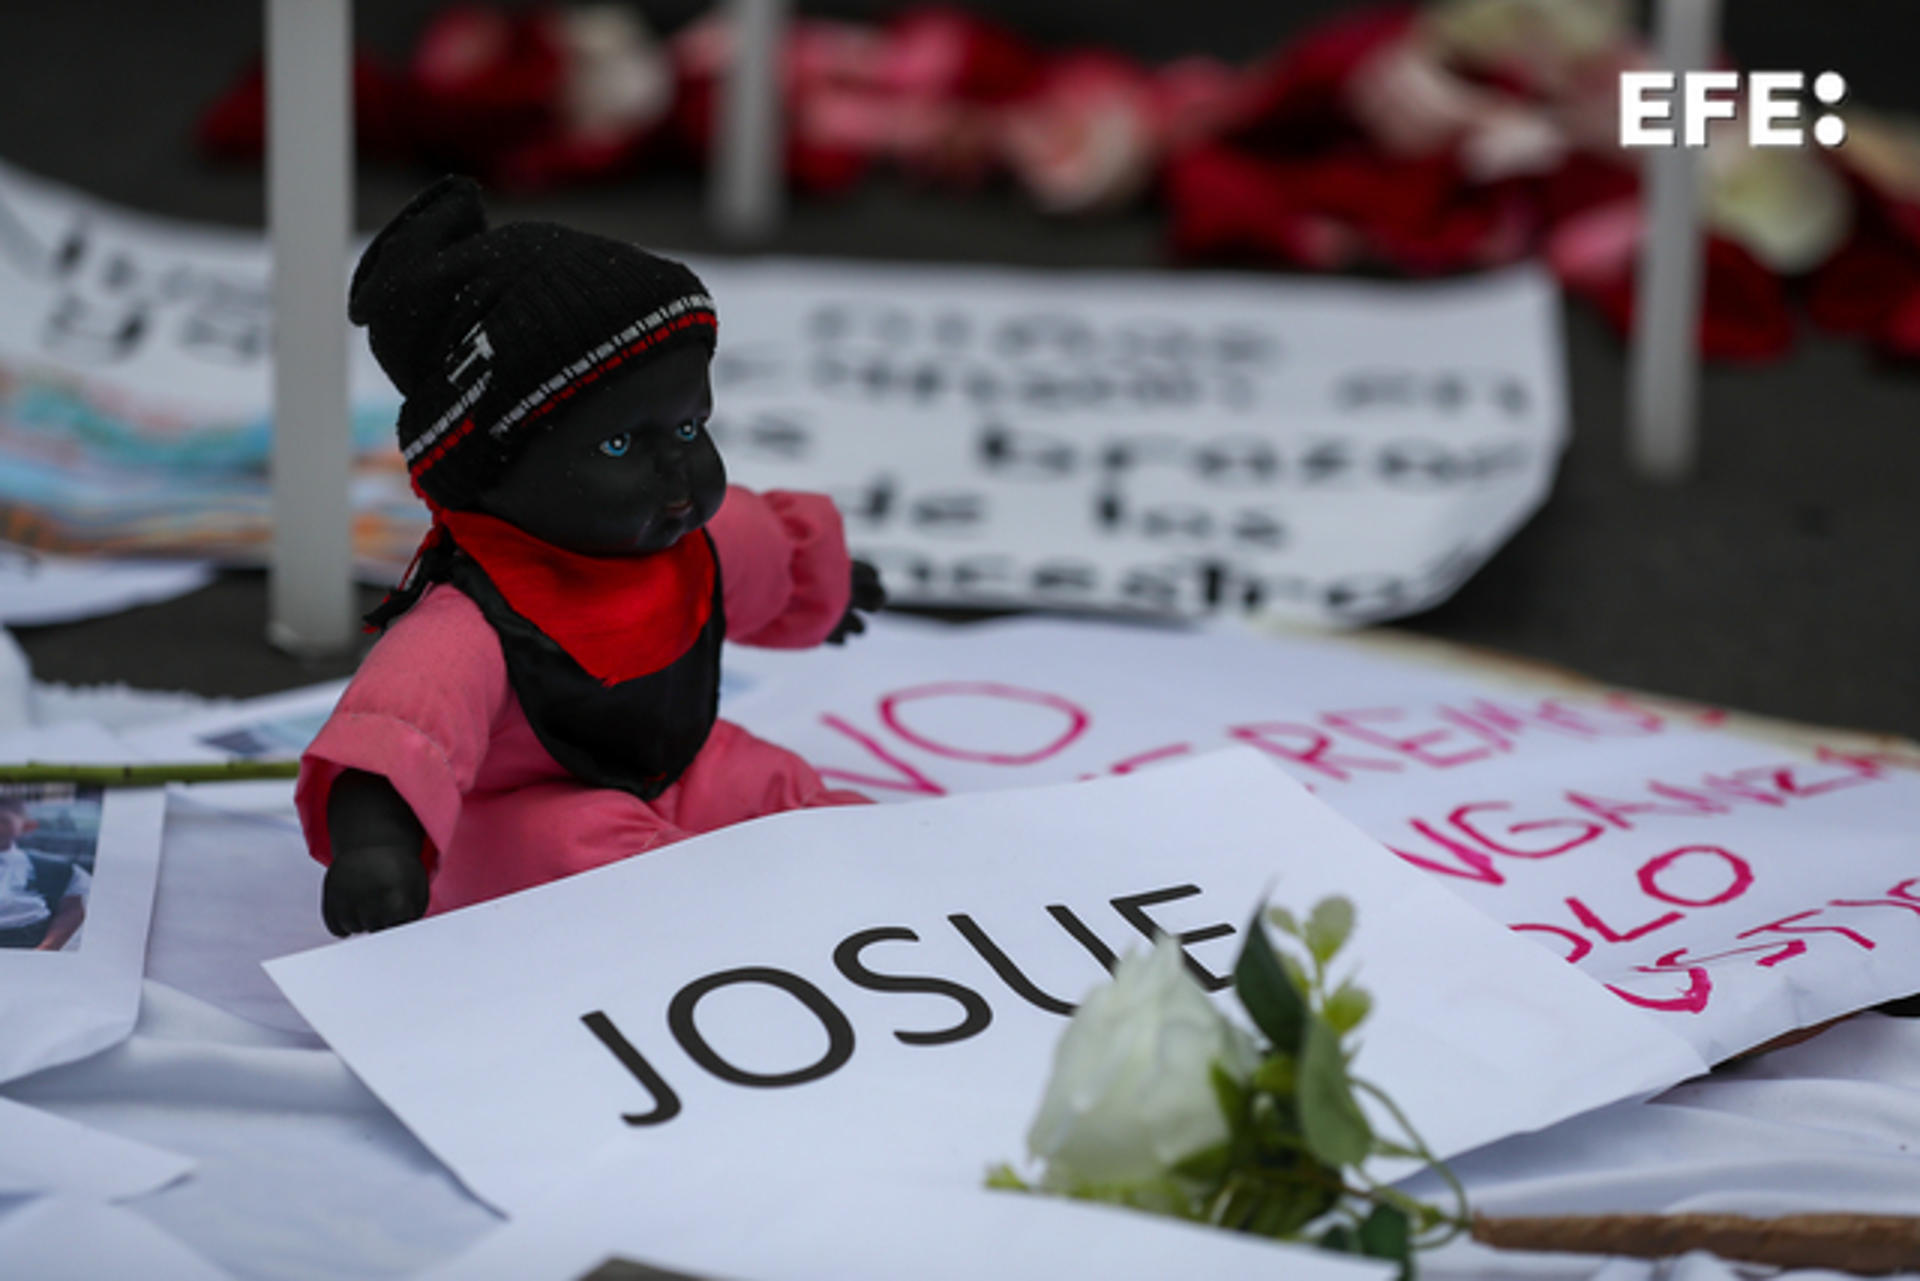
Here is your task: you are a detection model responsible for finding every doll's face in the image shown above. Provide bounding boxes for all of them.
[474,345,726,556]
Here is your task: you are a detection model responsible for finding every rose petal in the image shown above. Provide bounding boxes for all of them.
[1025,937,1251,1191]
[1874,280,1920,359]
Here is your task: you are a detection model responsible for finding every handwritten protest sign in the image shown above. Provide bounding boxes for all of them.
[268,751,1703,1217]
[721,618,1920,1063]
[0,158,395,451]
[0,160,416,570]
[0,159,1563,620]
[701,257,1564,625]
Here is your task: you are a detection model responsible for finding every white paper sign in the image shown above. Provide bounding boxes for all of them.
[268,751,1703,1217]
[692,255,1565,625]
[0,724,167,1084]
[722,618,1920,1063]
[421,1148,1393,1281]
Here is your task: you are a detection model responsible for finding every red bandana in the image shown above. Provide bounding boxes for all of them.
[437,509,716,687]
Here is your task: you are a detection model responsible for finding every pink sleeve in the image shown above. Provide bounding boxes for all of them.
[294,585,509,872]
[706,486,853,648]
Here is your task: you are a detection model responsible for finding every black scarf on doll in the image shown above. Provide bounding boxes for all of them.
[370,509,725,800]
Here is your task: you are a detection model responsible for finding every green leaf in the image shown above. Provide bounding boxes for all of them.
[1279,1173,1341,1237]
[1305,896,1356,965]
[1209,1062,1249,1135]
[1213,1182,1255,1231]
[1323,980,1373,1035]
[1169,1141,1232,1185]
[1358,1203,1415,1280]
[1316,1222,1356,1253]
[1266,905,1301,938]
[1248,1090,1292,1151]
[1299,1016,1373,1167]
[1357,1203,1412,1259]
[1061,1175,1196,1218]
[1234,911,1309,1053]
[1251,1053,1296,1097]
[1245,1190,1311,1240]
[983,1163,1030,1192]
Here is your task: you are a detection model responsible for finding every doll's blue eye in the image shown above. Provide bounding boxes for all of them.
[675,421,701,442]
[599,433,631,458]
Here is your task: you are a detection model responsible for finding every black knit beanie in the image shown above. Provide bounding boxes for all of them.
[349,176,717,511]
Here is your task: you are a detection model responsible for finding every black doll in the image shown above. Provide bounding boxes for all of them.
[297,177,884,934]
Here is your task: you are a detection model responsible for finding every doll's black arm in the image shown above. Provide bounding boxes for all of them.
[825,559,886,644]
[323,768,432,936]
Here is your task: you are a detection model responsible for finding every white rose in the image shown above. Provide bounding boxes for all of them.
[1026,935,1260,1192]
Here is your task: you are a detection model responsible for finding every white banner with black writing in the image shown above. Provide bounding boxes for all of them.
[695,256,1565,625]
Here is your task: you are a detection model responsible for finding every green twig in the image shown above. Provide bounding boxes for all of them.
[0,760,299,787]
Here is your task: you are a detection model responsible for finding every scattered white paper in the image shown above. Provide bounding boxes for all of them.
[0,1096,193,1200]
[0,722,167,1084]
[0,1195,232,1281]
[144,805,331,1036]
[419,1148,1393,1281]
[0,544,213,627]
[27,682,226,735]
[269,750,1703,1217]
[116,682,350,1030]
[121,680,345,818]
[122,681,344,765]
[722,617,1920,1063]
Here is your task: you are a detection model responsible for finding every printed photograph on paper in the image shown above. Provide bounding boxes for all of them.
[0,783,103,953]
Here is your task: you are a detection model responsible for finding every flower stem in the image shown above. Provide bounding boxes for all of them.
[1351,1076,1471,1245]
[0,760,300,787]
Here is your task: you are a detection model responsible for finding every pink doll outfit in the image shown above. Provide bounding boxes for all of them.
[295,486,868,914]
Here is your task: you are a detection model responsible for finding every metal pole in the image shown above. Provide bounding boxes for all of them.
[266,0,356,653]
[1628,0,1720,483]
[712,0,788,242]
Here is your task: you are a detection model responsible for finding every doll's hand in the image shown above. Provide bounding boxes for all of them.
[323,842,430,936]
[323,769,431,935]
[825,559,886,644]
